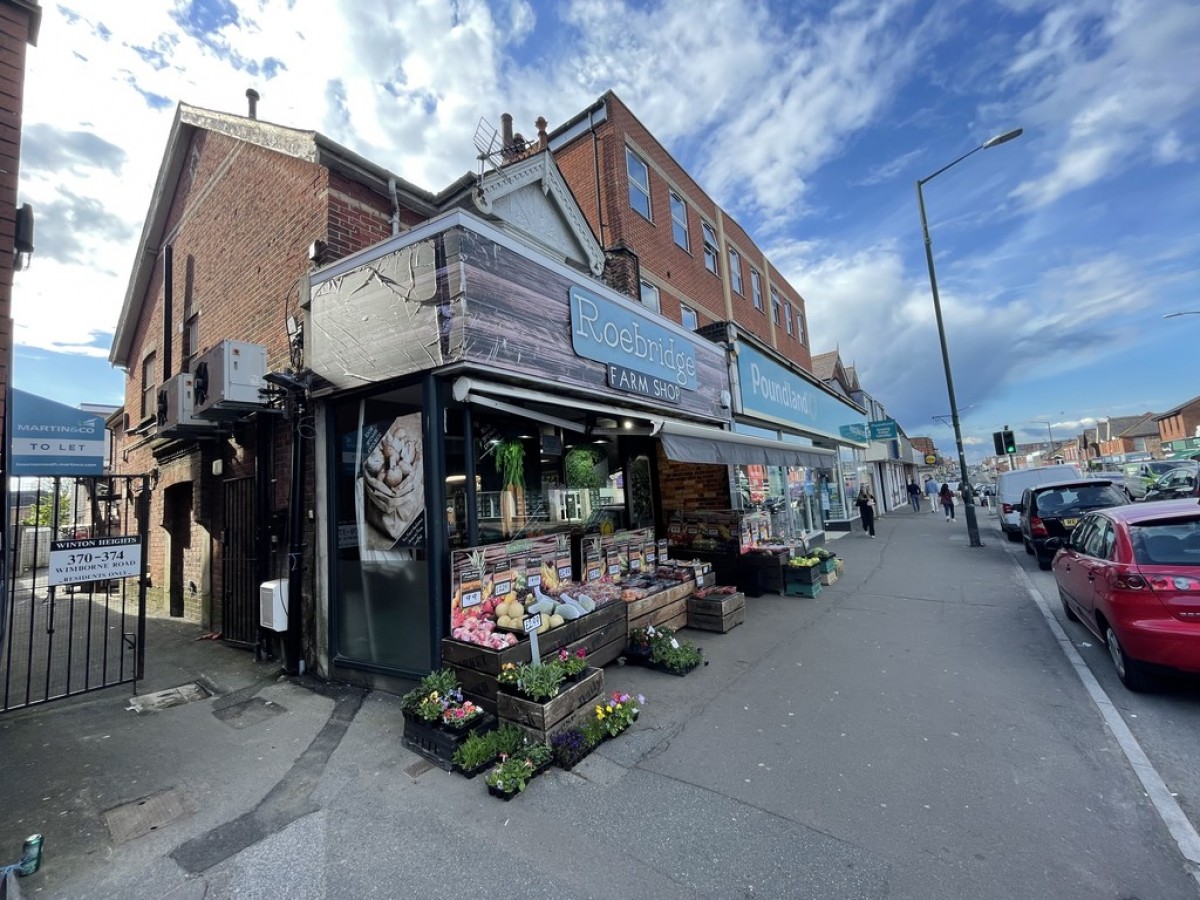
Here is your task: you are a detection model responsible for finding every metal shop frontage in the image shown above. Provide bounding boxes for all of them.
[305,211,843,680]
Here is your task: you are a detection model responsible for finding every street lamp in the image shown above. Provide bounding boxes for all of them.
[917,127,1023,548]
[1029,420,1055,454]
[1164,311,1200,319]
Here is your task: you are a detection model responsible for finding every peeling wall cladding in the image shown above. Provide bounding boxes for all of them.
[308,237,445,389]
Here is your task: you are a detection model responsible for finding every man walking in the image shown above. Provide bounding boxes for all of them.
[924,475,939,513]
[907,479,922,512]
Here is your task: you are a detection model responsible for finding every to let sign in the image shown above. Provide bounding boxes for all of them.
[49,536,141,586]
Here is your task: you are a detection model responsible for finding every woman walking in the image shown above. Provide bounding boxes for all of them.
[939,482,956,521]
[856,487,877,538]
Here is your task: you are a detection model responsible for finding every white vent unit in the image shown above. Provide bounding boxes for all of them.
[157,373,218,434]
[193,340,268,419]
[260,579,288,631]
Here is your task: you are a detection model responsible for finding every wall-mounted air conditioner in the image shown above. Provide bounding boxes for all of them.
[260,579,288,631]
[157,373,218,434]
[193,340,269,419]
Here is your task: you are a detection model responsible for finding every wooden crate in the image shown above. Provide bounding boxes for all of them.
[820,571,839,586]
[784,565,821,585]
[443,603,625,711]
[498,668,605,744]
[626,581,693,635]
[686,592,746,633]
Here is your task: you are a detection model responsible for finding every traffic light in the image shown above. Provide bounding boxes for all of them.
[1002,430,1017,454]
[992,431,1006,456]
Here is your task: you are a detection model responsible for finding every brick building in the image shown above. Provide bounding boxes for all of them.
[1156,395,1200,458]
[0,0,40,603]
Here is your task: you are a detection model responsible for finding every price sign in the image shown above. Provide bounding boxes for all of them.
[526,556,542,589]
[630,556,642,572]
[523,613,542,634]
[459,569,482,609]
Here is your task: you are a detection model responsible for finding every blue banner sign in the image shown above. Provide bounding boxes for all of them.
[10,389,106,476]
[735,344,867,443]
[570,285,699,391]
[869,419,898,440]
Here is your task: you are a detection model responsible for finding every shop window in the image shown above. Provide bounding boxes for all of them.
[670,191,689,251]
[627,148,651,221]
[331,390,430,673]
[751,270,763,311]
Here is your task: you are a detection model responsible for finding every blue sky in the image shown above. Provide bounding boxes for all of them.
[15,0,1200,462]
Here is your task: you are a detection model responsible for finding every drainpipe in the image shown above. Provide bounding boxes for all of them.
[388,177,399,236]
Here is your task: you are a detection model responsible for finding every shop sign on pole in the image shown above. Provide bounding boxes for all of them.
[868,419,898,440]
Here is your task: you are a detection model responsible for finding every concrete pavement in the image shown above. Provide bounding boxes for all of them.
[2,507,1198,899]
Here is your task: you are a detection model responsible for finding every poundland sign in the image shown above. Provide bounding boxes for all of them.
[9,389,106,476]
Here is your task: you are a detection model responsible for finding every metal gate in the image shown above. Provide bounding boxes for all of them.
[221,477,259,645]
[2,475,149,713]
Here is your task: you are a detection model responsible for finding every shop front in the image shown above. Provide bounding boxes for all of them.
[307,210,793,680]
[724,334,869,533]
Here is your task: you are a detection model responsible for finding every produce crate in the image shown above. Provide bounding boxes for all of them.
[784,564,821,585]
[739,550,787,596]
[820,571,839,587]
[818,557,837,575]
[443,603,625,714]
[686,592,746,633]
[835,559,845,576]
[625,581,692,636]
[497,667,605,744]
[783,580,822,599]
[402,712,496,772]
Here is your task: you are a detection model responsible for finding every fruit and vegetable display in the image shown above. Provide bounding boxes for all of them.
[693,585,739,599]
[787,555,822,568]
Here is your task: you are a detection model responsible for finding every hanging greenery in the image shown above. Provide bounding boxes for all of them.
[494,439,525,490]
[565,447,604,489]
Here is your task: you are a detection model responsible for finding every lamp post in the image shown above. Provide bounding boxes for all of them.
[1164,311,1200,319]
[917,127,1023,548]
[1029,420,1054,456]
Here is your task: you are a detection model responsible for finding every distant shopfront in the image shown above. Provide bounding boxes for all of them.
[723,331,869,534]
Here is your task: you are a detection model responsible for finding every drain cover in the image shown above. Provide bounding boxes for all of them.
[212,697,286,729]
[127,682,212,714]
[404,759,435,778]
[105,789,189,844]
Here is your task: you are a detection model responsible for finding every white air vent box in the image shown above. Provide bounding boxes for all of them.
[157,373,218,434]
[260,578,288,631]
[193,340,268,419]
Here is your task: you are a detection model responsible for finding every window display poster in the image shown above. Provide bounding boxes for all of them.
[358,411,426,551]
[449,534,568,618]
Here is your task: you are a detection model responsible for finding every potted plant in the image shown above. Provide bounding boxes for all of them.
[497,661,521,693]
[550,727,590,770]
[451,731,498,778]
[400,668,460,723]
[515,661,566,702]
[441,699,485,731]
[594,691,643,738]
[556,647,588,682]
[485,743,553,800]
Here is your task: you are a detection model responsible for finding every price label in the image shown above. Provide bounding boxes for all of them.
[587,566,602,581]
[526,557,542,588]
[558,565,572,580]
[493,578,512,597]
[461,589,482,609]
[523,614,542,634]
[670,638,680,649]
[608,563,620,577]
[459,569,482,609]
[630,557,642,571]
[527,572,541,588]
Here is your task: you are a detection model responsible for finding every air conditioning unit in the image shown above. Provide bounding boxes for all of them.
[260,579,288,631]
[156,373,218,434]
[193,340,268,419]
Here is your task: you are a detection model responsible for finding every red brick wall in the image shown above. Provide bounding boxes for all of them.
[1159,401,1200,442]
[553,95,813,372]
[116,130,404,625]
[656,446,733,515]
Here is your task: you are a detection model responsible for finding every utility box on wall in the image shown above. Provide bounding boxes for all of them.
[260,579,288,631]
[157,373,218,434]
[193,340,268,419]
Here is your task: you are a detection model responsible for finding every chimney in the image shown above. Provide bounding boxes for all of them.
[246,88,260,119]
[501,112,514,158]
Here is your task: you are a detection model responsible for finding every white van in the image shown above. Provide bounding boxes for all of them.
[995,463,1082,541]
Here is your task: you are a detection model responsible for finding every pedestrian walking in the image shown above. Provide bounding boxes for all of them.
[906,479,922,512]
[924,476,939,513]
[939,482,956,521]
[856,487,877,537]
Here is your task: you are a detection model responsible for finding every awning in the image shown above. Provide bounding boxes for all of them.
[654,420,835,469]
[453,377,834,468]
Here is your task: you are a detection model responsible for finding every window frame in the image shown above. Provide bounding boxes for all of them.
[750,270,763,311]
[626,148,652,221]
[141,350,158,421]
[795,308,806,345]
[680,304,699,331]
[771,288,782,326]
[784,302,794,336]
[639,279,661,314]
[701,222,719,275]
[669,191,689,251]
[728,248,743,295]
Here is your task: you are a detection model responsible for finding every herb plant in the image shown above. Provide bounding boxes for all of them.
[452,732,498,772]
[516,661,565,701]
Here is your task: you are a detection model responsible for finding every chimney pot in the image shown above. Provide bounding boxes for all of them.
[246,88,260,119]
[536,116,548,150]
[500,112,514,156]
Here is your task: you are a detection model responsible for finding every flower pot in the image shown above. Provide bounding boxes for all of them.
[454,758,495,780]
[487,783,520,801]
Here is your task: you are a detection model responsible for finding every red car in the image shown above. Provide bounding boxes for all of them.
[1048,499,1200,692]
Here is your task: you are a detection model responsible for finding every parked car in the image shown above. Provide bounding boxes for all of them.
[1143,462,1200,503]
[1085,470,1135,501]
[1123,460,1192,498]
[1018,479,1130,569]
[1047,499,1200,691]
[995,463,1082,542]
